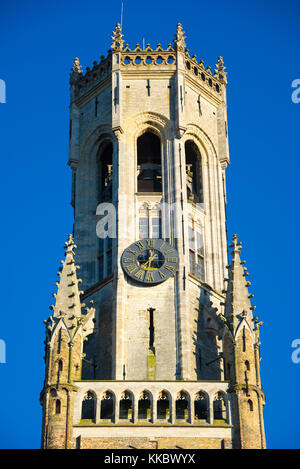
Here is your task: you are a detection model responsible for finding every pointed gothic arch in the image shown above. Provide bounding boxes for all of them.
[176,390,190,421]
[97,140,113,203]
[194,391,209,421]
[137,131,162,193]
[81,390,96,421]
[213,391,227,422]
[119,390,133,421]
[185,140,203,203]
[157,390,171,421]
[138,390,152,420]
[100,390,115,420]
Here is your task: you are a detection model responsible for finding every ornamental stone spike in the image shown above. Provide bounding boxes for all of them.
[51,234,82,321]
[174,22,186,52]
[70,57,83,85]
[44,234,96,344]
[214,56,227,84]
[224,234,255,328]
[111,23,124,51]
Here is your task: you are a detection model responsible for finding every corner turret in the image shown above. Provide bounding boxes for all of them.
[40,235,95,449]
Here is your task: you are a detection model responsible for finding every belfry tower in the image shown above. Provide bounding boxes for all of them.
[41,23,266,449]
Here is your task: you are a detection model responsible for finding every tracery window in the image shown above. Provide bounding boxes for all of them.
[139,204,162,239]
[188,225,205,281]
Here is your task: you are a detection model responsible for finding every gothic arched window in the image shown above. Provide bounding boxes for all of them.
[185,140,203,204]
[176,391,189,421]
[81,391,96,421]
[100,391,114,420]
[194,391,209,421]
[157,390,170,420]
[188,224,205,281]
[96,140,114,282]
[119,390,133,421]
[138,391,152,420]
[97,141,113,203]
[55,399,61,414]
[213,392,227,422]
[137,132,162,193]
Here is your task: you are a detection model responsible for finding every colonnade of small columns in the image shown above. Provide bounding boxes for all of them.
[78,388,232,426]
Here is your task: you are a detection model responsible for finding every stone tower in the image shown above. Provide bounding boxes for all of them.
[40,23,266,449]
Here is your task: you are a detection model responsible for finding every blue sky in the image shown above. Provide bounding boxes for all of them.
[0,0,299,449]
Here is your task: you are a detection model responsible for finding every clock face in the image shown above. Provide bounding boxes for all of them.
[121,239,179,285]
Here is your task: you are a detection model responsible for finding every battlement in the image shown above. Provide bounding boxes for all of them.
[70,23,226,102]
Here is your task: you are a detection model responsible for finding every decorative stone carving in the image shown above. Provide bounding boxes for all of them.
[174,23,186,52]
[111,23,124,51]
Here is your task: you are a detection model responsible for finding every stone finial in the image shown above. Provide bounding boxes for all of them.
[174,23,186,52]
[70,57,83,84]
[214,56,227,84]
[229,233,242,255]
[111,23,124,51]
[72,57,83,74]
[64,233,77,254]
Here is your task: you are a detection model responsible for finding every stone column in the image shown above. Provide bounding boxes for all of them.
[226,393,232,425]
[209,397,214,424]
[115,398,121,424]
[190,397,194,424]
[133,394,138,424]
[96,396,101,424]
[152,397,157,423]
[171,395,176,424]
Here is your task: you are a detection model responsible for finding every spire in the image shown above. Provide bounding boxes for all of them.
[220,234,257,333]
[214,56,227,84]
[46,234,95,342]
[174,23,186,52]
[111,23,124,51]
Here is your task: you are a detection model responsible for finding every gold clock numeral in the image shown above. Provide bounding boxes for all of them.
[126,264,138,273]
[167,257,178,263]
[135,241,145,250]
[128,248,138,255]
[123,257,135,263]
[164,248,175,255]
[159,241,166,250]
[158,270,166,279]
[145,271,154,282]
[134,269,145,280]
[147,239,155,248]
[165,264,175,272]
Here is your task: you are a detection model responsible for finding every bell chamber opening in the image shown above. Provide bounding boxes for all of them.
[137,131,162,193]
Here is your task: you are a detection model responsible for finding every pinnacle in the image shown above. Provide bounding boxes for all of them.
[174,22,186,52]
[214,56,227,83]
[224,234,255,325]
[45,234,96,344]
[111,23,124,51]
[51,234,82,321]
[71,57,83,75]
